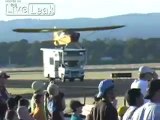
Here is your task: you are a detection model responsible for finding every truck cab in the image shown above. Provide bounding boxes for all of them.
[40,48,87,82]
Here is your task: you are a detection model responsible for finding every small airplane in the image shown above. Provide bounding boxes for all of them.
[13,25,125,46]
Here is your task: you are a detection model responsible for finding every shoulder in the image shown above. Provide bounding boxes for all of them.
[131,80,139,88]
[17,106,28,113]
[101,101,117,113]
[71,114,78,120]
[131,79,148,88]
[5,110,17,119]
[124,106,136,113]
[132,102,152,119]
[123,106,137,120]
[139,80,148,87]
[59,92,64,98]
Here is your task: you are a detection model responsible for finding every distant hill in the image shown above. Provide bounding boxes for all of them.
[1,13,160,42]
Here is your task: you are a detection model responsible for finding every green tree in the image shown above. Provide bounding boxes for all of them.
[8,39,29,65]
[27,41,42,66]
[124,38,146,63]
[0,42,10,65]
[105,39,125,62]
[82,39,107,64]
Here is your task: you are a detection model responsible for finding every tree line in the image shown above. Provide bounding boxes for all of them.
[0,38,160,67]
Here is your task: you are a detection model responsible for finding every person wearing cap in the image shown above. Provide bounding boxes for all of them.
[131,79,160,120]
[122,89,144,120]
[47,82,66,120]
[0,71,10,120]
[0,71,10,101]
[89,79,118,120]
[30,81,46,113]
[31,94,47,120]
[117,98,128,120]
[70,100,84,120]
[131,66,155,102]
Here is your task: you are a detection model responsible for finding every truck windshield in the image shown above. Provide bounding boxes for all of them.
[63,49,86,67]
[64,61,79,67]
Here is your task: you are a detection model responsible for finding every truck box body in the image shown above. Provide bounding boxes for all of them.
[41,48,86,82]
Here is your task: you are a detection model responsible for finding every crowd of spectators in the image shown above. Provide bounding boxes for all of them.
[0,66,159,120]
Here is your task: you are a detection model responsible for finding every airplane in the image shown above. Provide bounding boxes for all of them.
[13,25,125,47]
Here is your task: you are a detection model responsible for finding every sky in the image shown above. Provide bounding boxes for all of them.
[0,0,160,21]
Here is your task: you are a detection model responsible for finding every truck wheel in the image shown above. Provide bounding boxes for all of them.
[69,78,74,82]
[61,74,65,83]
[61,77,66,83]
[80,76,84,82]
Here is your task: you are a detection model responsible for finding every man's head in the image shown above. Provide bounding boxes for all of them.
[31,81,46,94]
[47,82,59,97]
[97,79,115,101]
[125,89,144,107]
[145,80,160,102]
[18,98,30,107]
[0,71,10,86]
[7,97,16,109]
[138,66,154,81]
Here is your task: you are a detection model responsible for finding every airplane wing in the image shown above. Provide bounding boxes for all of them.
[13,25,125,33]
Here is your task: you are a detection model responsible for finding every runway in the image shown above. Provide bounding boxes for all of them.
[7,78,133,98]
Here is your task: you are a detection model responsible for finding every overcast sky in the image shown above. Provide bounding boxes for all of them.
[0,0,160,21]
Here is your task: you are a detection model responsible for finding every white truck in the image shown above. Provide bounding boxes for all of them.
[40,48,87,82]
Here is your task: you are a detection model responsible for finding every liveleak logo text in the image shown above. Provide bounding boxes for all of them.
[5,0,55,16]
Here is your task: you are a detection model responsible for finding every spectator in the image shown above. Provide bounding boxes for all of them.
[31,94,47,120]
[117,98,128,120]
[70,100,84,120]
[47,82,66,120]
[0,71,10,120]
[85,95,100,120]
[30,81,46,112]
[132,80,160,120]
[5,97,18,120]
[88,79,118,120]
[152,71,159,80]
[122,89,144,120]
[17,98,34,120]
[14,95,22,107]
[131,66,154,101]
